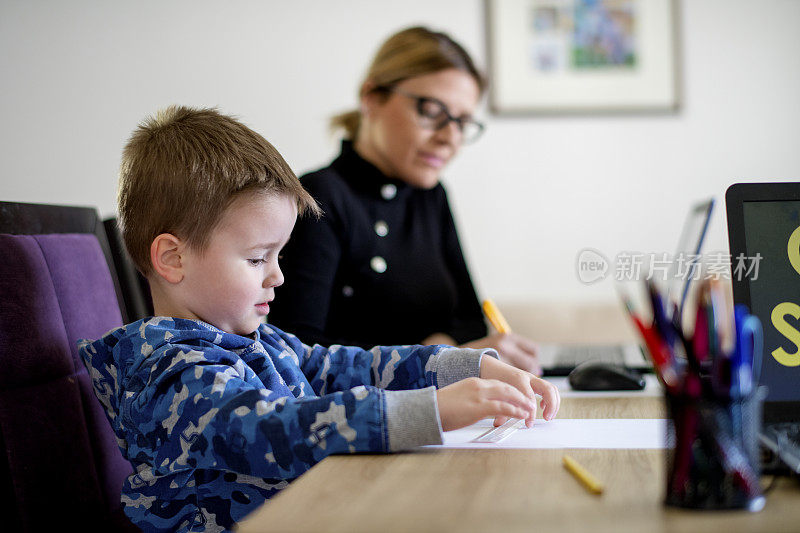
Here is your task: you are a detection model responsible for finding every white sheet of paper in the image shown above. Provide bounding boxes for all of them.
[424,418,667,449]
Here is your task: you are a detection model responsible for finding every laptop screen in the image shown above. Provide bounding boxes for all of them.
[727,183,800,420]
[668,199,714,317]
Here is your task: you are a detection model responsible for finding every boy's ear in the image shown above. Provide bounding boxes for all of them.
[150,233,185,284]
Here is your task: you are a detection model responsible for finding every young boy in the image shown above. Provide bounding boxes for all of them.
[79,106,560,532]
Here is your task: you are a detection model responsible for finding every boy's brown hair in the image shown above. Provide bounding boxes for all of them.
[118,105,319,276]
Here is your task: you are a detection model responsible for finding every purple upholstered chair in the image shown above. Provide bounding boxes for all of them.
[0,201,138,531]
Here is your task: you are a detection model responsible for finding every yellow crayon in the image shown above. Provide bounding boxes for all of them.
[562,454,604,495]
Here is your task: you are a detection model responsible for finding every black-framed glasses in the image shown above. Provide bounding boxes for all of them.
[375,86,485,144]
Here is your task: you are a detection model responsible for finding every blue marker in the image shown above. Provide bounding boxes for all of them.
[732,308,761,396]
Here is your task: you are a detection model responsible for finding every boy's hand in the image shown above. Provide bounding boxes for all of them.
[436,378,539,432]
[480,354,560,426]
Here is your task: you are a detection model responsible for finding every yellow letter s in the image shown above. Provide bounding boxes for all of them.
[772,302,800,367]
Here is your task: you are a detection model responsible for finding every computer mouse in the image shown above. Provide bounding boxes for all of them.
[567,360,646,391]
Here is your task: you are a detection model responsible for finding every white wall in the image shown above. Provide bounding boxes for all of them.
[2,0,799,304]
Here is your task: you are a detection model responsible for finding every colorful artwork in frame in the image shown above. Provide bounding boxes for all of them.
[487,0,680,114]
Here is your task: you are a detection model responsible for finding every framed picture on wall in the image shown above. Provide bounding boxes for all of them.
[485,0,680,114]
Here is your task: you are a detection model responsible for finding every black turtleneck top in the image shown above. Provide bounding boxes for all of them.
[270,141,487,348]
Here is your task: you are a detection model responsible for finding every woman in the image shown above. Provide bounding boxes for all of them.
[270,26,540,374]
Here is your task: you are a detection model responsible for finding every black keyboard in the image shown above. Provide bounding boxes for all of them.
[762,423,800,473]
[542,345,627,377]
[768,423,800,443]
[553,345,626,367]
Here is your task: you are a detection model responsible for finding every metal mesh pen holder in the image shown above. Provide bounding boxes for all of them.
[664,385,766,511]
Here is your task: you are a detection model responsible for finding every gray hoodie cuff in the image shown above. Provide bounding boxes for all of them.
[384,387,443,451]
[429,347,499,388]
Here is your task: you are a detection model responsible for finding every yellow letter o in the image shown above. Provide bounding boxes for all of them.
[789,225,800,276]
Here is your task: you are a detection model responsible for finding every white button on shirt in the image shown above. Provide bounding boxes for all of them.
[374,220,389,237]
[380,184,397,200]
[370,256,387,273]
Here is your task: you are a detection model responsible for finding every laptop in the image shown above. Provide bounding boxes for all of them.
[726,181,800,473]
[539,198,715,376]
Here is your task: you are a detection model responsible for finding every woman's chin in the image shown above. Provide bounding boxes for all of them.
[401,168,441,189]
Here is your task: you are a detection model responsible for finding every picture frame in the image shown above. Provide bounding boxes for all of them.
[485,0,681,114]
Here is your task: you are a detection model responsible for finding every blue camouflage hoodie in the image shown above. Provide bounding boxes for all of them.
[79,316,488,532]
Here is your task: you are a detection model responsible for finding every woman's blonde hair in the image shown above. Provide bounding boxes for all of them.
[330,26,486,140]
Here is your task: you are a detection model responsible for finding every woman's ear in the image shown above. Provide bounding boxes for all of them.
[150,233,185,284]
[359,79,379,116]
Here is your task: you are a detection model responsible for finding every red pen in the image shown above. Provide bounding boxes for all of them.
[623,298,679,391]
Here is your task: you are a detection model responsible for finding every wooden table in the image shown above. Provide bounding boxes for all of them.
[237,304,800,532]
